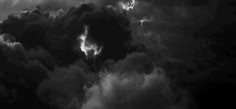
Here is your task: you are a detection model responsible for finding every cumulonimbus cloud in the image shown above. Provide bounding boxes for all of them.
[81,68,189,109]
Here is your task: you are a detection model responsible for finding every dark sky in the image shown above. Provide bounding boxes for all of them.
[0,0,236,109]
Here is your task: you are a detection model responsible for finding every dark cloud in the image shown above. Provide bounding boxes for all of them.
[0,3,136,109]
[0,34,50,109]
[111,52,154,73]
[0,3,133,65]
[37,63,97,109]
[0,0,235,109]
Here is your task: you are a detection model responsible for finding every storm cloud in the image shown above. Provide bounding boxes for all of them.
[0,0,236,109]
[81,68,189,109]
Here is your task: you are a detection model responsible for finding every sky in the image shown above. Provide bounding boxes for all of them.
[0,0,236,109]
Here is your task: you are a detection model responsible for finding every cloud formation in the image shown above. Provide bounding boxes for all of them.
[82,68,189,109]
[0,0,235,109]
[0,3,133,65]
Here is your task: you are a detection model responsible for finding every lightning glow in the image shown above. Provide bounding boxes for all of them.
[77,26,102,57]
[139,17,153,26]
[0,34,22,49]
[119,0,136,11]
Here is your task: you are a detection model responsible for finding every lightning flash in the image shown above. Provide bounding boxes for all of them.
[77,26,102,57]
[119,0,136,11]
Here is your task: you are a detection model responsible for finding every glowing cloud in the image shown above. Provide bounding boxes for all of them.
[139,17,153,26]
[77,26,102,57]
[0,34,22,49]
[119,0,136,11]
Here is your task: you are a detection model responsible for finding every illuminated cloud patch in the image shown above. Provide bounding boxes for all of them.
[76,26,102,58]
[0,34,22,49]
[119,0,136,11]
[139,17,153,27]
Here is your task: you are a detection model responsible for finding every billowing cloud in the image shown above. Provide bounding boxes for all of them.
[37,63,97,109]
[0,33,50,108]
[0,3,133,65]
[0,0,235,109]
[0,34,22,49]
[81,68,189,109]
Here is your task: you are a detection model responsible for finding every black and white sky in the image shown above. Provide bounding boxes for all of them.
[0,0,235,109]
